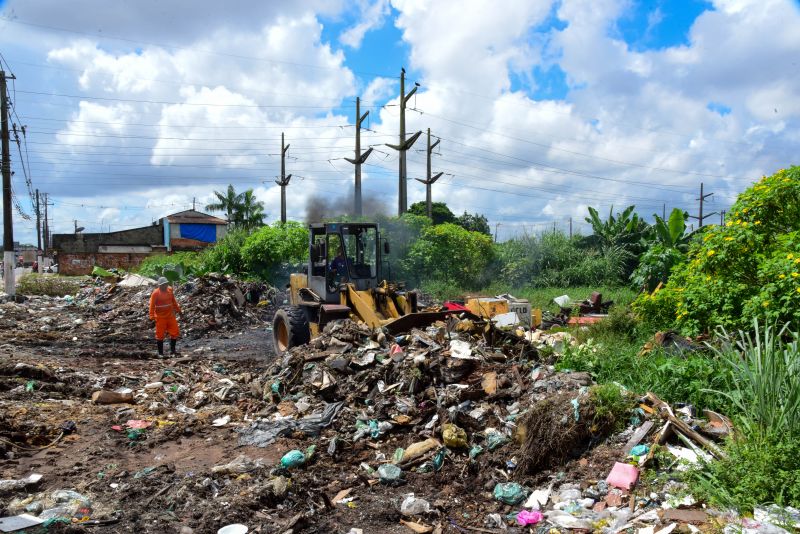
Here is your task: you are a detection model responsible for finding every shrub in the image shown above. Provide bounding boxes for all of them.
[631,286,681,333]
[201,228,249,275]
[240,221,309,283]
[136,252,205,279]
[498,232,629,288]
[658,167,800,334]
[17,274,82,297]
[404,223,495,288]
[374,213,431,286]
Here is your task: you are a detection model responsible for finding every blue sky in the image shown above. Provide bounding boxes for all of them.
[1,0,799,243]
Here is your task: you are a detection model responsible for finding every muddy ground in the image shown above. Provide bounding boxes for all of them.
[0,288,708,534]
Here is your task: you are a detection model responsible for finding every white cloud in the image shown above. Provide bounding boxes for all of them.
[340,0,390,49]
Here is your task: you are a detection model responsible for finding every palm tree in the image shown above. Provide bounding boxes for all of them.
[206,185,242,224]
[234,189,266,231]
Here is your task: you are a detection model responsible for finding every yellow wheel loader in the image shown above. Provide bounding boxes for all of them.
[272,222,454,354]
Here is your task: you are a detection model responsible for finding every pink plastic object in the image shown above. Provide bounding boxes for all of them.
[516,510,543,526]
[390,344,404,355]
[126,420,153,429]
[606,462,639,490]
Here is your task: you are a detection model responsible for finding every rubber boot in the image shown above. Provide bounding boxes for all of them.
[170,338,178,356]
[157,340,164,357]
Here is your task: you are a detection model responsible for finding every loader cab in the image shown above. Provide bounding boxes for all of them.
[309,223,381,303]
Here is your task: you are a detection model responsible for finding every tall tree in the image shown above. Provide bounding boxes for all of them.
[234,189,266,231]
[456,211,491,235]
[408,201,455,226]
[206,185,242,224]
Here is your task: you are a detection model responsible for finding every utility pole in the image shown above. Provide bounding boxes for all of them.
[387,68,422,216]
[275,132,292,223]
[345,97,373,217]
[43,193,50,256]
[662,203,666,220]
[688,182,716,228]
[569,217,573,238]
[720,210,726,225]
[35,189,42,273]
[1,70,16,296]
[414,128,443,219]
[192,197,196,211]
[494,223,501,243]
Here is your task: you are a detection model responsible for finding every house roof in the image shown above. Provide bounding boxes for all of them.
[164,209,227,225]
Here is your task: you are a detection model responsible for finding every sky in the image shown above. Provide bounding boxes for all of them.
[1,0,799,244]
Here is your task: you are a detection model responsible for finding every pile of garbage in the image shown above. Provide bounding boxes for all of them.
[0,274,278,353]
[2,307,794,532]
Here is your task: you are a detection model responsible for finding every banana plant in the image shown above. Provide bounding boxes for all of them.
[585,205,649,251]
[650,208,691,252]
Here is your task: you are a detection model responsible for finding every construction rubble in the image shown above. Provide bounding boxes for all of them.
[0,291,794,533]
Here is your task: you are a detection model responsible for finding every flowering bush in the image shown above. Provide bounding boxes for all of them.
[634,167,800,334]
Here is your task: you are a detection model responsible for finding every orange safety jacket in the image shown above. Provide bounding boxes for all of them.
[149,286,181,319]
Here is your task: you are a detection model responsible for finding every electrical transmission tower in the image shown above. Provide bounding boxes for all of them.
[345,97,373,216]
[415,128,443,218]
[275,132,292,223]
[688,182,716,228]
[387,68,422,216]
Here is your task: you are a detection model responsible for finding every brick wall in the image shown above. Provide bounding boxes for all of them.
[58,253,154,276]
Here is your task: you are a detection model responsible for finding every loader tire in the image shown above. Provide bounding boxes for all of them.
[272,306,310,354]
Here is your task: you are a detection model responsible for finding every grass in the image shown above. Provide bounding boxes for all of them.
[17,273,85,297]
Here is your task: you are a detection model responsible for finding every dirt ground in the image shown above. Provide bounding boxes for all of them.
[0,285,718,534]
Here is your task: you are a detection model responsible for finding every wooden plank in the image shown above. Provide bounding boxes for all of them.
[622,420,655,455]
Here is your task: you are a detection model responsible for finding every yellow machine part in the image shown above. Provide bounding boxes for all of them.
[288,273,307,306]
[465,297,510,319]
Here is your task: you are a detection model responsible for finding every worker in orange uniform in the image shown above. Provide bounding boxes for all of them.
[149,277,182,357]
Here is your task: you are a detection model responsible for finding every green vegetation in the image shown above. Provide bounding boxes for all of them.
[555,313,734,413]
[240,221,309,282]
[137,252,208,280]
[630,208,692,292]
[17,273,83,297]
[205,184,266,231]
[638,167,800,334]
[404,223,495,289]
[588,383,636,432]
[686,322,800,510]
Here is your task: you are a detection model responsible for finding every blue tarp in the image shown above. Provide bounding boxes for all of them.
[180,223,217,243]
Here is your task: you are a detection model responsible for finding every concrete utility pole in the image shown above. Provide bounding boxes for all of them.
[1,70,16,296]
[569,217,573,238]
[689,182,716,228]
[345,97,373,217]
[414,128,443,218]
[43,193,50,256]
[275,132,292,224]
[35,189,42,272]
[387,68,422,216]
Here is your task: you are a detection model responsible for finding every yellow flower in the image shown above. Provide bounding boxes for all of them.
[780,274,786,279]
[795,258,800,264]
[707,250,716,257]
[797,287,800,294]
[762,301,770,307]
[754,221,761,225]
[793,272,799,278]
[741,221,748,227]
[789,253,795,260]
[725,221,733,227]
[724,237,734,241]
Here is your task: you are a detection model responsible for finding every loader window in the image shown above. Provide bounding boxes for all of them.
[341,226,377,279]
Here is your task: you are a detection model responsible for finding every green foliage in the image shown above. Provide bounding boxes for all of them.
[136,252,205,279]
[584,204,648,252]
[201,229,249,274]
[656,167,800,334]
[240,221,309,283]
[455,211,491,235]
[405,223,495,288]
[17,274,82,297]
[631,286,681,333]
[483,285,638,314]
[232,189,266,231]
[630,244,686,292]
[498,232,629,288]
[408,201,455,225]
[373,213,431,285]
[687,434,800,511]
[685,321,800,511]
[708,321,800,441]
[630,209,693,292]
[91,266,117,278]
[205,184,266,231]
[588,383,635,432]
[557,331,733,413]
